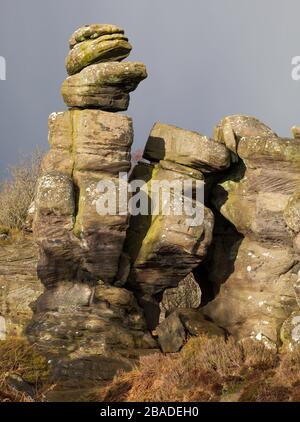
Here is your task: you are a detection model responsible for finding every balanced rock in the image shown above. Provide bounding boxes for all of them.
[143,122,231,172]
[27,282,157,382]
[66,24,132,75]
[62,62,147,111]
[42,109,133,176]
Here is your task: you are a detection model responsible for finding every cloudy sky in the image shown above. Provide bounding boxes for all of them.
[0,0,300,177]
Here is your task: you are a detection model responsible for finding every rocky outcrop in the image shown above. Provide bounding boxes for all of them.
[4,24,299,389]
[202,116,300,348]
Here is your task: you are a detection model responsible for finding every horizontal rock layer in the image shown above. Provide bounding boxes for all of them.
[62,62,147,110]
[66,34,132,75]
[69,24,125,49]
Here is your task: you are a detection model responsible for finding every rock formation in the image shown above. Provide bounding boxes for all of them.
[2,24,300,388]
[28,24,157,383]
[202,116,300,349]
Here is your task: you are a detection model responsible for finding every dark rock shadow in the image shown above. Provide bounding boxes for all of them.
[193,160,246,307]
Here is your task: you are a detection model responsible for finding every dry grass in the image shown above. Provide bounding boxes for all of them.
[0,149,42,231]
[0,338,49,402]
[1,334,300,402]
[88,335,300,403]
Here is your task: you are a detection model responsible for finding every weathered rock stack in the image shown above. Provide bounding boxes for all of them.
[28,25,155,383]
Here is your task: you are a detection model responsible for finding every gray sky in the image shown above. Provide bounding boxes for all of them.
[0,0,300,177]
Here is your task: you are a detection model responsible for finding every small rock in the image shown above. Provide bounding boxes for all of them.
[156,312,186,353]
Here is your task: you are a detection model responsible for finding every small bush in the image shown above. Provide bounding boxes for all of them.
[0,149,42,231]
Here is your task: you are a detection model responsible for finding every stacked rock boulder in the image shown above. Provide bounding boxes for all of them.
[28,25,156,383]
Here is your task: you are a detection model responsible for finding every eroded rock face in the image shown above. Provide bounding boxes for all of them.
[26,21,300,382]
[27,282,158,382]
[62,62,147,110]
[203,235,297,344]
[202,115,300,347]
[35,110,134,287]
[0,236,43,337]
[126,159,214,299]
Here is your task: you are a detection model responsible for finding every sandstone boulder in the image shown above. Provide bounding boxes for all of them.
[62,62,147,110]
[127,160,214,297]
[203,230,298,346]
[143,122,231,172]
[42,109,133,176]
[214,115,277,154]
[0,236,42,338]
[69,24,125,49]
[27,282,157,382]
[156,312,186,353]
[66,33,132,75]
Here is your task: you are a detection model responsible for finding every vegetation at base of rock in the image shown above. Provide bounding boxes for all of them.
[87,335,300,402]
[0,149,42,231]
[0,338,50,402]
